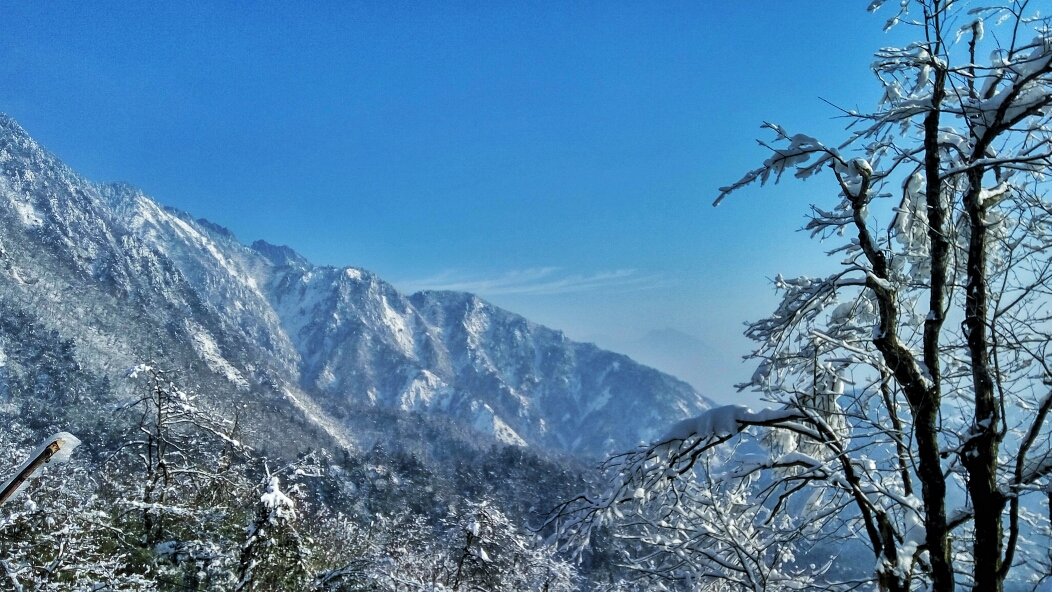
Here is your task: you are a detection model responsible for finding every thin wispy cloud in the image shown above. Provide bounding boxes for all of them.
[397,268,670,297]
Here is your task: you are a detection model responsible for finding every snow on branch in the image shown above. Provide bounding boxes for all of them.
[714,123,843,206]
[259,476,297,523]
[661,405,804,442]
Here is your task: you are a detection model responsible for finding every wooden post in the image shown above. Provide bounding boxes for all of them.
[0,438,66,506]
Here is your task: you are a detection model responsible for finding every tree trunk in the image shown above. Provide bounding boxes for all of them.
[962,169,1005,592]
[919,62,955,592]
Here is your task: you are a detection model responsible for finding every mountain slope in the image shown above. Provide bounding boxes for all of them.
[0,115,353,454]
[408,290,708,453]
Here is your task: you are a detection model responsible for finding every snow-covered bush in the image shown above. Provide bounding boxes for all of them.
[314,499,577,592]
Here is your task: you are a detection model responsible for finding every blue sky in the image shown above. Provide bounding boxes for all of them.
[0,1,911,406]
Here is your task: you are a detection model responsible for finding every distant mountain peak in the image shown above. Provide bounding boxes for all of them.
[636,327,707,347]
[413,289,487,308]
[194,217,237,240]
[251,239,312,269]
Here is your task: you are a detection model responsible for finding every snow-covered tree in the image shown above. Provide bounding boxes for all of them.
[236,474,312,591]
[111,364,257,589]
[317,499,576,592]
[550,2,1052,591]
[442,499,576,592]
[309,510,388,591]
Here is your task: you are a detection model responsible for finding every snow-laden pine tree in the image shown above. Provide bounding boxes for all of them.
[236,473,313,591]
[549,2,1052,591]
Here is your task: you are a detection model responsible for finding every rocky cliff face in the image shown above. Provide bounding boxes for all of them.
[0,114,712,458]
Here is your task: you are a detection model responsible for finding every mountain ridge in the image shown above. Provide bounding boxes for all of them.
[0,113,713,458]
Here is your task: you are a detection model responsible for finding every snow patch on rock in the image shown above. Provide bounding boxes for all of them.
[1,177,44,228]
[379,294,415,357]
[281,388,356,452]
[186,320,249,389]
[471,401,527,447]
[399,369,453,412]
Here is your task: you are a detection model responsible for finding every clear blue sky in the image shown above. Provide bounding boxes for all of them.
[0,1,911,406]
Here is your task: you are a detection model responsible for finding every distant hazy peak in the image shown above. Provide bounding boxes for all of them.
[251,239,312,269]
[635,327,708,347]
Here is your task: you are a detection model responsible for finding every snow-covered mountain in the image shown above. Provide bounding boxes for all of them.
[0,114,711,458]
